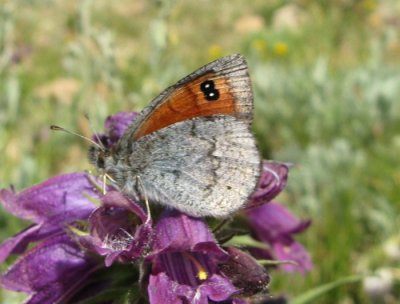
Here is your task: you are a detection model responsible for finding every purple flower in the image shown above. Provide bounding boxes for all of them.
[0,173,102,303]
[96,112,138,148]
[1,111,314,303]
[0,173,100,262]
[247,202,313,274]
[247,161,289,208]
[1,235,98,304]
[79,190,152,266]
[146,210,238,304]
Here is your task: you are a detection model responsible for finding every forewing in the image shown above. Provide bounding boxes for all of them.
[119,54,253,145]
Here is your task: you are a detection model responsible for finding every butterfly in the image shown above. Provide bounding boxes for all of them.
[88,54,261,218]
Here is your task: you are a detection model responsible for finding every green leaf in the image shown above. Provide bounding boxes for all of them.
[258,259,298,267]
[290,275,364,304]
[224,235,269,249]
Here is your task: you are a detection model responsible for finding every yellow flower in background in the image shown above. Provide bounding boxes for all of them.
[273,42,288,56]
[208,44,223,60]
[362,0,377,11]
[168,31,180,46]
[252,38,267,55]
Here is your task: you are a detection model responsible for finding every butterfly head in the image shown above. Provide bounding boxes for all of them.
[88,145,110,170]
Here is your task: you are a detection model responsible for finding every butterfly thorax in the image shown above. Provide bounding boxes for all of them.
[88,144,145,199]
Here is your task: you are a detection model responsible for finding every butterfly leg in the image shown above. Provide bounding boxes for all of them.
[101,173,117,195]
[136,175,152,223]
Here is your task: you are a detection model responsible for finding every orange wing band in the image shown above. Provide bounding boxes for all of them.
[133,74,236,140]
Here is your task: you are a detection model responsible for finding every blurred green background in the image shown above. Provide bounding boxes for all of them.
[1,0,400,303]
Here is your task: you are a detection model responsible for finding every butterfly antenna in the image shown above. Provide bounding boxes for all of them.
[84,113,105,150]
[50,125,104,151]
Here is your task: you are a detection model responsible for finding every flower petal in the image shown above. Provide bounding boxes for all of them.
[0,174,104,262]
[148,272,194,304]
[101,190,148,222]
[249,161,289,207]
[1,234,97,302]
[197,274,238,303]
[97,112,138,147]
[273,242,313,274]
[81,191,152,266]
[0,173,99,224]
[0,225,41,263]
[247,202,312,274]
[151,210,226,259]
[103,221,152,267]
[148,272,236,304]
[247,202,310,242]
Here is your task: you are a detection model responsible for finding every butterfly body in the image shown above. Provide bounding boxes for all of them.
[89,54,261,217]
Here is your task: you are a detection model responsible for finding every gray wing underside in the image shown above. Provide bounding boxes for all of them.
[121,115,261,218]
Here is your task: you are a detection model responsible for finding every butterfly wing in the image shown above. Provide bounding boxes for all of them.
[116,115,260,218]
[118,54,254,146]
[108,54,261,217]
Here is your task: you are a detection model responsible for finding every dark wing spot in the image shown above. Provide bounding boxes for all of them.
[200,80,220,101]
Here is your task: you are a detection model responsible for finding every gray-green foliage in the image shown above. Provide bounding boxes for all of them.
[1,0,400,303]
